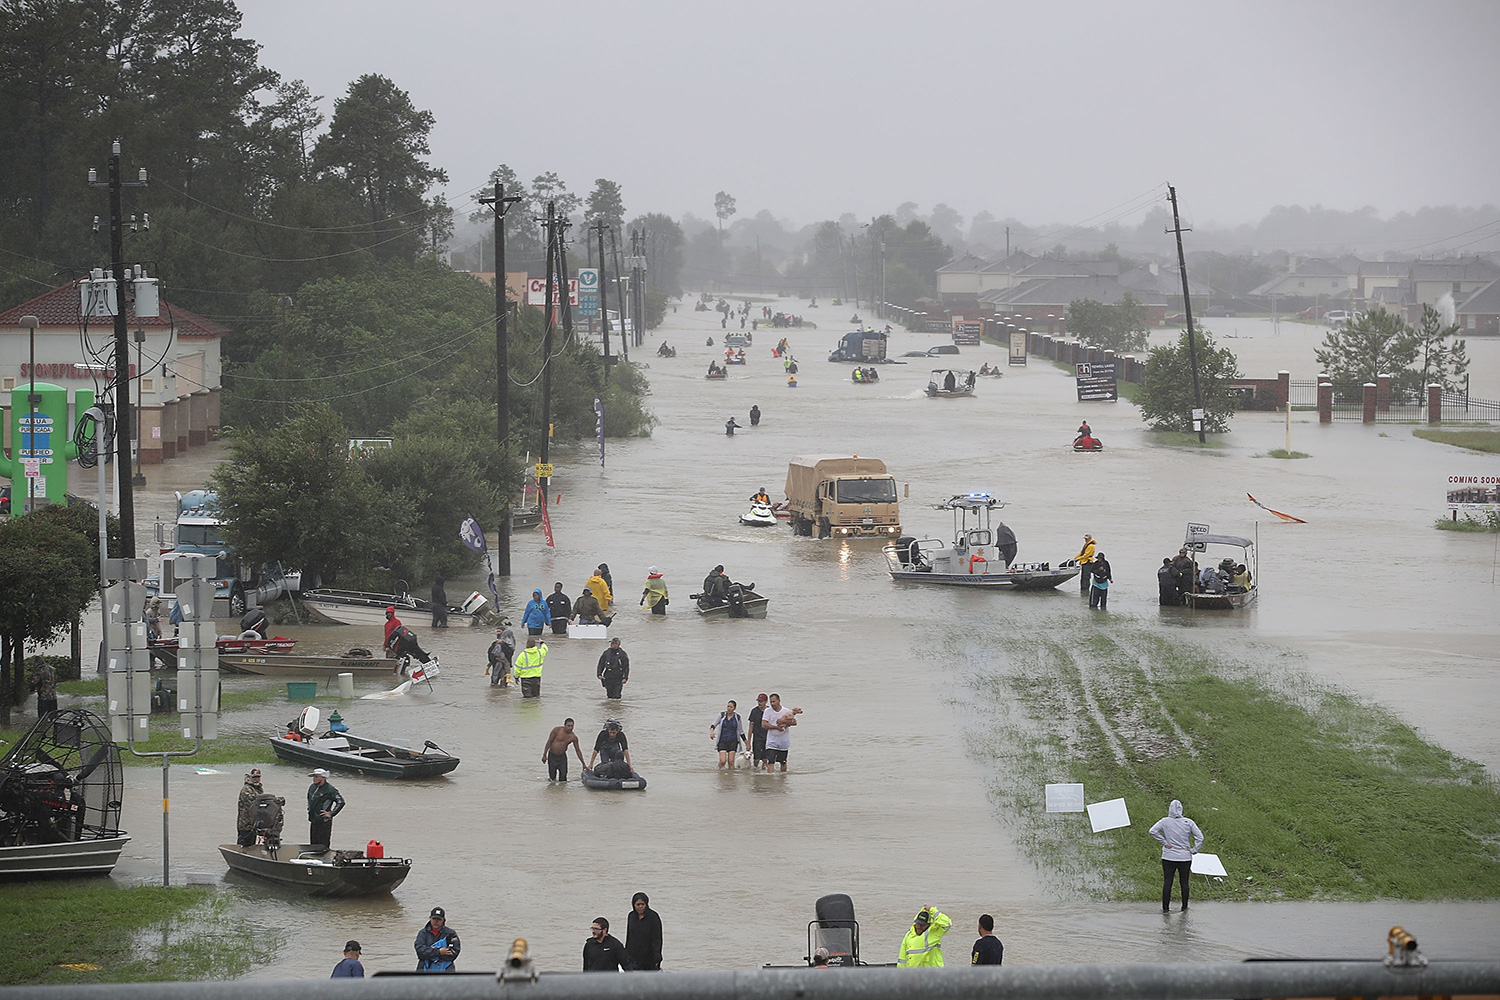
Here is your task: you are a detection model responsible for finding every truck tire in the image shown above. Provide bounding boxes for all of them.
[229,584,247,617]
[818,518,831,539]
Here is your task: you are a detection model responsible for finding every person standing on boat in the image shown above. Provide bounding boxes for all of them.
[513,638,548,698]
[545,583,572,635]
[640,567,669,615]
[1171,548,1196,600]
[1158,558,1181,606]
[1074,534,1097,594]
[543,718,587,781]
[522,589,551,636]
[1088,552,1112,610]
[383,607,432,667]
[488,621,516,687]
[585,567,614,615]
[429,576,448,628]
[236,769,264,846]
[305,768,344,851]
[1149,799,1204,911]
[597,638,630,699]
[415,907,460,972]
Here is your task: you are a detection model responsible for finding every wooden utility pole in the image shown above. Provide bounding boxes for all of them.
[1167,185,1206,443]
[539,201,555,506]
[477,181,522,574]
[594,219,615,378]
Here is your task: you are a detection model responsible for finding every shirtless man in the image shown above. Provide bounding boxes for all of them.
[543,719,587,782]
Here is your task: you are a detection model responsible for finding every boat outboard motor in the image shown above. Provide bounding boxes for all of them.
[994,523,1019,567]
[252,792,285,848]
[239,608,268,639]
[726,583,747,618]
[895,536,925,570]
[811,893,859,966]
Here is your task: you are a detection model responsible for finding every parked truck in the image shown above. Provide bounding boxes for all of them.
[784,456,901,539]
[149,490,296,617]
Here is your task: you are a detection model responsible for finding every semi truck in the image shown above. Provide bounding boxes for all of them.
[827,329,889,363]
[150,490,296,617]
[784,456,901,539]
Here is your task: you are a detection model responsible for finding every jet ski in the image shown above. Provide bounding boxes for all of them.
[740,503,778,527]
[1073,434,1104,452]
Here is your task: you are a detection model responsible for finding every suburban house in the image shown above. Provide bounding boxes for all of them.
[1456,278,1500,334]
[979,275,1170,333]
[1249,257,1355,300]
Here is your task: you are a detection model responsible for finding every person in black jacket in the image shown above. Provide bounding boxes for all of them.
[583,917,634,971]
[414,907,460,972]
[625,892,663,970]
[430,576,448,628]
[545,583,572,636]
[597,639,630,699]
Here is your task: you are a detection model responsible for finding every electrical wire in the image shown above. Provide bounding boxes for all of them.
[152,179,457,235]
[152,221,415,263]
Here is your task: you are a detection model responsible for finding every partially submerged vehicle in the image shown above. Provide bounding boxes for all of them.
[1181,527,1258,610]
[269,707,459,779]
[0,710,129,879]
[883,493,1081,590]
[926,369,975,398]
[828,328,889,364]
[784,456,901,539]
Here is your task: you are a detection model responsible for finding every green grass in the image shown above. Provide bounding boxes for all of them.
[0,884,282,983]
[1414,428,1500,453]
[1116,380,1144,405]
[958,627,1500,901]
[1146,430,1228,449]
[1436,512,1500,533]
[1263,449,1310,459]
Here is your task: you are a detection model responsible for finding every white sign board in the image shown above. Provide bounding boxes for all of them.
[1186,522,1210,538]
[1086,797,1131,832]
[1191,852,1228,877]
[1045,783,1086,813]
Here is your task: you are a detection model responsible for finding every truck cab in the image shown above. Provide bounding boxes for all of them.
[828,329,888,364]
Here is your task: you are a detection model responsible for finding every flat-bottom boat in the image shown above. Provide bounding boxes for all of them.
[269,707,459,778]
[0,835,132,878]
[1179,528,1258,610]
[219,843,410,896]
[926,369,975,398]
[884,493,1080,590]
[301,588,490,627]
[694,587,770,619]
[219,653,396,677]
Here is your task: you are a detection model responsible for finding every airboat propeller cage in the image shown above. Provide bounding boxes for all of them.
[296,706,321,737]
[810,893,859,967]
[0,709,125,845]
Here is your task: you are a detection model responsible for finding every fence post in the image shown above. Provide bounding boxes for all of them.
[1318,379,1333,424]
[1362,382,1377,424]
[1278,370,1290,409]
[1376,373,1392,412]
[1429,383,1442,424]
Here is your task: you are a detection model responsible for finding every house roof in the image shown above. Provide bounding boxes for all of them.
[1408,257,1500,283]
[1011,258,1120,279]
[979,276,1168,308]
[1118,264,1210,298]
[0,282,229,338]
[936,253,990,274]
[1456,277,1500,315]
[979,251,1036,274]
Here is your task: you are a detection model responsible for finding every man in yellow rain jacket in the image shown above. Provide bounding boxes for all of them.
[512,637,548,699]
[897,906,952,967]
[585,566,614,614]
[1074,533,1096,594]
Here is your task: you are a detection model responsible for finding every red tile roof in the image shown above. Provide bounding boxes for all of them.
[0,281,229,338]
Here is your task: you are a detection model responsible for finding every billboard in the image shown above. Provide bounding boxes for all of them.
[1075,362,1118,402]
[1446,474,1500,510]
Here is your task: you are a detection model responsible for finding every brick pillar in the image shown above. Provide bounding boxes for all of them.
[176,395,190,455]
[1362,382,1377,424]
[1428,383,1442,424]
[138,405,164,465]
[160,398,179,459]
[1103,350,1116,375]
[189,392,209,446]
[1318,381,1333,424]
[1277,370,1290,409]
[1376,373,1392,412]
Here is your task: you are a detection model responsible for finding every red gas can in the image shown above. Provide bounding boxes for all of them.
[366,839,384,859]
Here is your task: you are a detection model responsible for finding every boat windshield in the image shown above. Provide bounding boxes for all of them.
[836,478,897,503]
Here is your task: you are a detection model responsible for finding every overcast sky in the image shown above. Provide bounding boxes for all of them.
[239,0,1500,233]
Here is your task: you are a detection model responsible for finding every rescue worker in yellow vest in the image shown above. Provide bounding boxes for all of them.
[512,637,548,699]
[898,906,952,967]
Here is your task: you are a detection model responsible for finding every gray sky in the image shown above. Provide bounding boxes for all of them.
[239,0,1500,231]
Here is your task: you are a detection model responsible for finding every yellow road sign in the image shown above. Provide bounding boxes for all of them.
[535,463,554,478]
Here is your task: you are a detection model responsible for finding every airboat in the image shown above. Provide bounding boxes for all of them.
[882,493,1081,590]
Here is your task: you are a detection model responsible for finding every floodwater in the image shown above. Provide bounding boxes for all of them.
[64,299,1500,975]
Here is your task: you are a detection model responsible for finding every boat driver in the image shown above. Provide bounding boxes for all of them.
[590,720,633,779]
[752,488,771,505]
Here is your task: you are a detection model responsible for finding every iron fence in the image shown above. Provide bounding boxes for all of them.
[1440,391,1500,424]
[1288,379,1319,408]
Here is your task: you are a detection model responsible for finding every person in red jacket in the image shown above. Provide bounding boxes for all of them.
[383,606,432,667]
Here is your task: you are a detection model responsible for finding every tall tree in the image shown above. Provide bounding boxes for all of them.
[312,74,447,233]
[585,178,625,232]
[1414,303,1469,393]
[531,171,580,222]
[630,212,685,296]
[1314,308,1421,396]
[713,191,737,231]
[1067,294,1149,353]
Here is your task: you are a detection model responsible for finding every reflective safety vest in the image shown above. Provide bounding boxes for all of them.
[512,644,548,678]
[897,910,952,967]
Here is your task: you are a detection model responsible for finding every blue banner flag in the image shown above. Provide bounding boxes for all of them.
[459,515,487,553]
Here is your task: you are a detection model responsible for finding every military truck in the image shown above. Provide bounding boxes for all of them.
[784,456,901,539]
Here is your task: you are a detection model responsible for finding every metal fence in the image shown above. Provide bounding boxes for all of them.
[1441,391,1500,424]
[1288,379,1319,408]
[1289,380,1500,424]
[7,961,1498,1000]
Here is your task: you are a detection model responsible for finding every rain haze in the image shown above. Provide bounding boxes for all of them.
[239,0,1500,234]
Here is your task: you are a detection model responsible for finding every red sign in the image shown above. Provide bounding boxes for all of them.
[19,362,137,379]
[525,277,580,307]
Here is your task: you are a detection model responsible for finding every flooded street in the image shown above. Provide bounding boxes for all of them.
[79,299,1499,974]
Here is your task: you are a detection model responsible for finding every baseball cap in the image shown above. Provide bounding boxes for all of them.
[247,768,261,779]
[756,693,768,702]
[344,940,361,953]
[430,906,446,920]
[308,768,330,777]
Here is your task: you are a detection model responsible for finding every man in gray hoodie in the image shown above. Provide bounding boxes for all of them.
[1149,799,1204,911]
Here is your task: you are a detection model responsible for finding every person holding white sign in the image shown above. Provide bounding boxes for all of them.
[1149,799,1204,912]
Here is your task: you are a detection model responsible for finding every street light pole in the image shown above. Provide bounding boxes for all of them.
[21,315,38,513]
[131,329,146,486]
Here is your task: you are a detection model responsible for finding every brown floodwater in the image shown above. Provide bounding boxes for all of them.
[65,299,1499,975]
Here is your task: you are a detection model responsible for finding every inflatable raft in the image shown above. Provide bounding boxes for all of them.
[581,767,647,791]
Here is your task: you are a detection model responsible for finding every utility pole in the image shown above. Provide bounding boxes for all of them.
[594,219,615,378]
[1167,185,1206,443]
[131,329,146,486]
[538,201,556,507]
[879,240,887,320]
[870,225,879,318]
[477,182,522,575]
[630,229,644,354]
[558,216,575,350]
[88,140,147,556]
[1006,225,1010,259]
